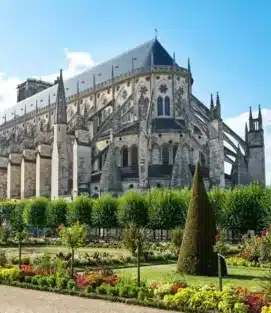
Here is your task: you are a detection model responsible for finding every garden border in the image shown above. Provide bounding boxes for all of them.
[0,280,181,312]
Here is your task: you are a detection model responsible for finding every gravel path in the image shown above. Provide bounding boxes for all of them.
[0,285,175,313]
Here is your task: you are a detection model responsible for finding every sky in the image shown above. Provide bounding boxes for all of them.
[0,0,271,182]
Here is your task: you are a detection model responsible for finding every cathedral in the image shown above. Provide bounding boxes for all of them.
[0,38,266,200]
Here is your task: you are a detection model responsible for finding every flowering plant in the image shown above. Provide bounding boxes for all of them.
[213,232,229,255]
[74,272,120,289]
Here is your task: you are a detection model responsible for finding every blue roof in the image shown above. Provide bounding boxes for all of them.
[1,39,176,123]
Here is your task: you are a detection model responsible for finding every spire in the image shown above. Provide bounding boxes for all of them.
[55,69,67,124]
[216,92,220,106]
[249,106,253,131]
[93,74,96,90]
[258,104,263,130]
[215,92,221,119]
[187,58,191,73]
[210,93,214,108]
[173,52,176,67]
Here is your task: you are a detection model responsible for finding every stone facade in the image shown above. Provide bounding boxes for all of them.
[0,39,265,200]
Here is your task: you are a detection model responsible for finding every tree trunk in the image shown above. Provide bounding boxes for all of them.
[137,242,140,287]
[71,248,74,277]
[18,241,22,269]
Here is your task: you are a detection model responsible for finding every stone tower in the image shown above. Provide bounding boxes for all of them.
[208,93,225,187]
[51,69,69,199]
[246,106,265,185]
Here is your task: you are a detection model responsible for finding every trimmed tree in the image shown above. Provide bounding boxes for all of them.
[23,197,48,233]
[66,195,92,226]
[177,161,226,276]
[46,199,68,229]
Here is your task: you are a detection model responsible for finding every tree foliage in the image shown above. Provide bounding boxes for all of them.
[66,195,92,226]
[46,199,68,228]
[23,197,48,228]
[223,184,267,234]
[148,189,189,229]
[92,194,119,228]
[118,191,148,227]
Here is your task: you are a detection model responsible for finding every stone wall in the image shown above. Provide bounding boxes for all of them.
[7,153,21,199]
[21,149,36,199]
[36,144,51,197]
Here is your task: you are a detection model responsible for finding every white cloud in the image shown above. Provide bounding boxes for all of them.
[0,49,95,112]
[225,108,271,185]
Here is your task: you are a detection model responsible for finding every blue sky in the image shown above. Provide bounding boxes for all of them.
[1,0,270,118]
[1,0,271,182]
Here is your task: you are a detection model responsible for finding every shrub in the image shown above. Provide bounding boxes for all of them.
[24,276,32,283]
[0,249,7,267]
[96,283,107,294]
[38,276,48,287]
[106,285,119,297]
[0,225,9,243]
[46,275,56,288]
[170,227,183,253]
[0,267,20,282]
[56,277,68,289]
[67,279,76,290]
[177,162,221,276]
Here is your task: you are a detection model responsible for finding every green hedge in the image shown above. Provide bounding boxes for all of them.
[1,184,270,234]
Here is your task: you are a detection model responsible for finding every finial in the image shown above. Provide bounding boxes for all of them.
[245,122,248,134]
[210,93,214,108]
[249,106,253,119]
[111,65,114,80]
[216,92,220,106]
[173,52,176,66]
[93,74,96,89]
[188,58,191,73]
[258,104,262,119]
[154,28,158,40]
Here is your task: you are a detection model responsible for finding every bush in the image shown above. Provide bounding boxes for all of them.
[96,283,107,294]
[24,276,32,283]
[170,227,183,253]
[0,267,20,282]
[0,225,9,243]
[56,276,68,289]
[67,279,76,290]
[0,249,7,267]
[38,276,49,287]
[46,275,56,288]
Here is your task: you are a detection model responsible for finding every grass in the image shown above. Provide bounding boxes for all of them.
[117,264,268,291]
[3,245,126,256]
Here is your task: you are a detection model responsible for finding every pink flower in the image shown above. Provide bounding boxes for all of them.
[215,233,221,241]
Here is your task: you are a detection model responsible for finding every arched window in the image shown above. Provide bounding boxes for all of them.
[165,96,170,116]
[157,97,163,116]
[122,146,129,167]
[130,146,138,168]
[151,144,160,164]
[162,144,169,165]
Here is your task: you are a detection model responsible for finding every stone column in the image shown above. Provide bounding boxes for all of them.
[72,130,91,197]
[0,156,8,200]
[7,153,22,199]
[36,144,51,197]
[21,149,36,199]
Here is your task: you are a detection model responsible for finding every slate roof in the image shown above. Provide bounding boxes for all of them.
[1,39,181,124]
[151,118,185,131]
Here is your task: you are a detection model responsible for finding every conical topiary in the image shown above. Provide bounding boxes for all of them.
[177,161,226,276]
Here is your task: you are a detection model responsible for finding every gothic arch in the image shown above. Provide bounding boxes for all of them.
[121,145,129,167]
[151,143,160,164]
[157,96,163,116]
[162,143,170,165]
[164,96,170,116]
[130,145,138,168]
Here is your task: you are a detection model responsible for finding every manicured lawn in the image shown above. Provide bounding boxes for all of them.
[117,264,267,291]
[4,245,126,256]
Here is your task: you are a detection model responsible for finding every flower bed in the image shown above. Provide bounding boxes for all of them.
[0,265,270,313]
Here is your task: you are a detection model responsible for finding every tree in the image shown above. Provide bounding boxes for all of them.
[208,187,228,229]
[23,197,48,229]
[148,189,188,231]
[224,184,267,235]
[92,194,119,229]
[123,223,145,286]
[177,162,225,276]
[0,201,17,225]
[118,191,148,227]
[170,227,184,254]
[46,199,68,229]
[10,202,29,268]
[66,195,92,226]
[58,222,87,276]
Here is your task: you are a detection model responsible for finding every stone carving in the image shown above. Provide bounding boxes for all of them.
[159,84,168,94]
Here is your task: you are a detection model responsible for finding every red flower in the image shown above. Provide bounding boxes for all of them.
[56,224,65,233]
[261,230,268,237]
[215,233,221,240]
[151,283,157,289]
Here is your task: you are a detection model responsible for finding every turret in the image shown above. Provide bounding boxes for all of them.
[55,69,67,124]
